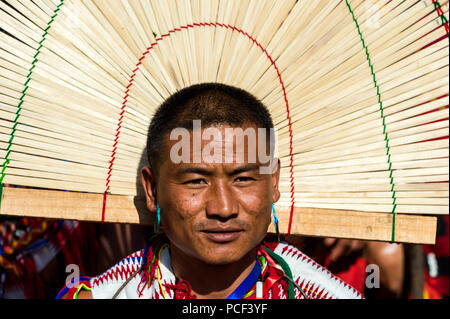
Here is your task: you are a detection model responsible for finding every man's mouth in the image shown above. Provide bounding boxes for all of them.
[200,227,244,243]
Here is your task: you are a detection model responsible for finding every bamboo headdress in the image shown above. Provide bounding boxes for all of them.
[0,0,448,244]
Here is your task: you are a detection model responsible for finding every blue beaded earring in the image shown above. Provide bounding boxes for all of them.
[272,204,280,242]
[154,204,161,233]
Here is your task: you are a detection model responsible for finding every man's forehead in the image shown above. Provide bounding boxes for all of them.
[153,123,276,175]
[163,124,270,151]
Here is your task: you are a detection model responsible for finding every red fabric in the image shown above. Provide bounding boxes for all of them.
[424,274,449,299]
[165,280,197,299]
[331,257,367,295]
[424,215,449,258]
[423,280,444,299]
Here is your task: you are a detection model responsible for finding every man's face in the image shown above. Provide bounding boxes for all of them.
[141,124,280,265]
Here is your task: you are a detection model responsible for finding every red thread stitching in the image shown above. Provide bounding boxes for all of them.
[92,263,139,287]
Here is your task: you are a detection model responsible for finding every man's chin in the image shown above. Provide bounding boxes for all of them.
[195,240,255,266]
[198,253,247,266]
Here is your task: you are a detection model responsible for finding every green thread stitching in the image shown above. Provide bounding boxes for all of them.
[0,0,65,192]
[345,0,397,242]
[433,1,449,27]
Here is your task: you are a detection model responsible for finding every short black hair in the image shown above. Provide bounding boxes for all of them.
[146,83,274,170]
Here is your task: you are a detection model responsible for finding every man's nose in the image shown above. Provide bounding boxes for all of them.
[205,181,238,219]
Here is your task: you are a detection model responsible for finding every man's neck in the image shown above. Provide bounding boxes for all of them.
[169,245,258,299]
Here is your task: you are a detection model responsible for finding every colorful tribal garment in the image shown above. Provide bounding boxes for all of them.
[57,234,362,299]
[0,216,81,298]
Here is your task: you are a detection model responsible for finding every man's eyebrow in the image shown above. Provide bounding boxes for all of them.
[175,167,215,177]
[228,164,260,175]
[173,164,261,177]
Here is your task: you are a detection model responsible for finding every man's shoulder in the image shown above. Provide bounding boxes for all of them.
[56,276,94,299]
[57,250,145,299]
[91,250,144,285]
[59,289,93,299]
[269,241,363,299]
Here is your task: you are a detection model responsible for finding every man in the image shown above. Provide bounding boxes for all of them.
[57,83,362,299]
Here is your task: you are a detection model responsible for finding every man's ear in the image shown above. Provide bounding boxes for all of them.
[140,166,157,213]
[272,158,281,203]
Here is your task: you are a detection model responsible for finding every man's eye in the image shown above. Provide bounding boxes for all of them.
[183,179,207,185]
[235,176,255,183]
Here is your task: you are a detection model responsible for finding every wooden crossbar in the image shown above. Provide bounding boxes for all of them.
[0,187,437,244]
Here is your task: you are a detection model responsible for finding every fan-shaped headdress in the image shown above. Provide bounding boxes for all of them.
[1,0,448,244]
